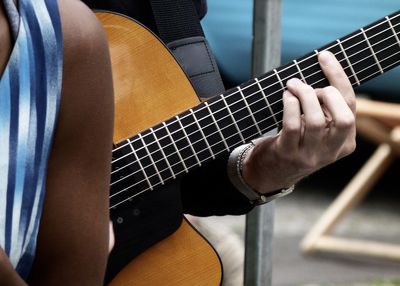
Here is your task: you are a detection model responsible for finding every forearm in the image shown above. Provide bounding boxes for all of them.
[0,250,27,286]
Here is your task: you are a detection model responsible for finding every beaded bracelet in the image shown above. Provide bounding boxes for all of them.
[227,142,294,205]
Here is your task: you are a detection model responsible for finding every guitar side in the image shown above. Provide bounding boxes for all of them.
[96,11,223,286]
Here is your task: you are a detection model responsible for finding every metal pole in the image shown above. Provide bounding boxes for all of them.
[244,1,281,285]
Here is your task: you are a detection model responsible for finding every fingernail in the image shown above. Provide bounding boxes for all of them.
[286,77,301,87]
[319,51,333,66]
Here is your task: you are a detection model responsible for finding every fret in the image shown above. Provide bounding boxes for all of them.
[178,111,212,163]
[109,143,151,207]
[390,14,400,40]
[336,40,360,86]
[138,133,164,185]
[143,128,173,182]
[197,102,229,153]
[165,118,197,172]
[257,70,284,127]
[293,60,307,84]
[111,142,146,195]
[255,77,278,128]
[190,108,215,159]
[238,86,262,135]
[111,141,134,174]
[163,121,188,173]
[165,118,198,170]
[323,45,350,81]
[150,127,175,179]
[175,115,201,167]
[224,86,259,141]
[110,175,150,207]
[297,51,329,89]
[364,18,400,74]
[277,62,301,85]
[206,99,239,150]
[273,68,285,88]
[108,12,400,210]
[154,123,185,176]
[221,95,246,144]
[127,138,154,190]
[386,14,400,74]
[128,136,164,188]
[360,28,384,74]
[336,31,380,86]
[386,16,400,48]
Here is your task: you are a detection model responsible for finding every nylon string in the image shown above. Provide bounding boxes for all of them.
[111,32,400,179]
[111,42,400,194]
[110,51,400,208]
[112,13,400,157]
[110,13,400,207]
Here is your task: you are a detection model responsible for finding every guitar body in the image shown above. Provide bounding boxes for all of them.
[96,12,223,286]
[96,8,400,286]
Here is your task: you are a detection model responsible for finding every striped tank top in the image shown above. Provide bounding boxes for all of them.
[0,0,63,279]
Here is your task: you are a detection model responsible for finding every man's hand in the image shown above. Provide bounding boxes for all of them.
[242,51,356,194]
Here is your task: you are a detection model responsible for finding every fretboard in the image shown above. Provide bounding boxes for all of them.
[110,10,400,209]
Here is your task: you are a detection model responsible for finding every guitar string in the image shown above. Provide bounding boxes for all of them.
[111,30,400,188]
[111,16,400,161]
[111,13,400,157]
[111,40,400,188]
[111,25,400,164]
[111,24,400,171]
[110,40,400,192]
[110,57,400,209]
[110,51,400,198]
[110,36,400,182]
[109,55,400,207]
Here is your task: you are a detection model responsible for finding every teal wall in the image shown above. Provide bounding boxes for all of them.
[202,1,399,99]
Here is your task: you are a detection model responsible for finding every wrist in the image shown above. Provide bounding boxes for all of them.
[242,142,294,194]
[227,142,294,205]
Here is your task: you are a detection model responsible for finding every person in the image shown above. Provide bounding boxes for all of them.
[0,0,114,285]
[82,0,356,283]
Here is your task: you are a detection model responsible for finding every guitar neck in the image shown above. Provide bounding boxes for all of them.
[110,10,400,209]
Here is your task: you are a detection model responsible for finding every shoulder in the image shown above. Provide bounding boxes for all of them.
[0,5,11,76]
[53,0,114,143]
[57,0,109,66]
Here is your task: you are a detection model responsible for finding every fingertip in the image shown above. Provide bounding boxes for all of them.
[318,50,335,67]
[286,77,302,88]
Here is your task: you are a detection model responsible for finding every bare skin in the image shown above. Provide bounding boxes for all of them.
[0,0,114,285]
[243,51,356,194]
[0,2,11,75]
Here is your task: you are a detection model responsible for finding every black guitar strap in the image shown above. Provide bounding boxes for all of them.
[149,0,225,98]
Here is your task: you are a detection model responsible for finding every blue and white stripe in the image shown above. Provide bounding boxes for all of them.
[1,0,63,279]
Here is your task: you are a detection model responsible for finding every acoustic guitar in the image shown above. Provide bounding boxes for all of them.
[96,10,400,286]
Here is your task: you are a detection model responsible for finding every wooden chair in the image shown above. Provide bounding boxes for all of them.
[300,97,400,261]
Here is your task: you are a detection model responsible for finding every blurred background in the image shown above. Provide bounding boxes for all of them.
[192,1,400,285]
